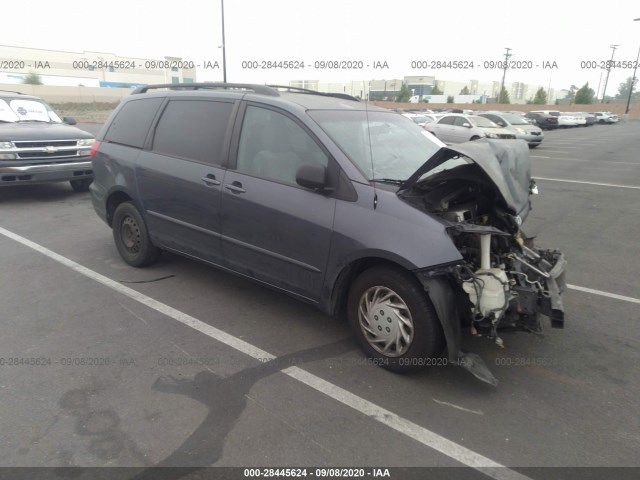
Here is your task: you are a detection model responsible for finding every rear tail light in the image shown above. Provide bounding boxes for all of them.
[90,140,102,160]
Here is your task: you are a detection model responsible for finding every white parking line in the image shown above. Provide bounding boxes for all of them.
[535,177,640,189]
[0,226,530,480]
[531,156,639,166]
[538,146,583,149]
[432,399,484,415]
[568,284,640,304]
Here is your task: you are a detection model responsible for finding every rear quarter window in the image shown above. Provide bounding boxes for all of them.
[151,99,234,165]
[104,98,164,148]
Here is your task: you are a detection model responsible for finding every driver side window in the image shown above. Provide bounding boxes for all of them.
[453,117,469,127]
[236,106,328,184]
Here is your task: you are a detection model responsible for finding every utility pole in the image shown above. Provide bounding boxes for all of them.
[221,0,227,82]
[601,44,620,103]
[498,48,512,103]
[624,19,640,116]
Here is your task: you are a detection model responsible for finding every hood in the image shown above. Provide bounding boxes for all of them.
[399,138,533,220]
[0,122,94,141]
[477,126,515,136]
[514,124,542,133]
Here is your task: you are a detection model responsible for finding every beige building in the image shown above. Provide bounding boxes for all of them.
[0,45,197,88]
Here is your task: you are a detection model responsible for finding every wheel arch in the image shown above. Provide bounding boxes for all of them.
[324,256,419,320]
[105,189,137,227]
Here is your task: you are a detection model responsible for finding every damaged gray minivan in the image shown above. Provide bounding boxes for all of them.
[90,84,566,385]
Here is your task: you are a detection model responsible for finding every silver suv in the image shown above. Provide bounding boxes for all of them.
[425,113,516,143]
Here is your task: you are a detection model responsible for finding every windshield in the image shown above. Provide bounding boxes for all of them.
[470,116,498,128]
[500,113,528,125]
[309,110,444,181]
[0,98,62,123]
[411,115,431,124]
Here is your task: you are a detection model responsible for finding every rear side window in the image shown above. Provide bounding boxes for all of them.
[438,116,455,125]
[152,100,234,165]
[104,98,163,148]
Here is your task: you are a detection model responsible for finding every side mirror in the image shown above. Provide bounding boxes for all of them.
[63,116,77,125]
[296,163,327,191]
[462,122,471,128]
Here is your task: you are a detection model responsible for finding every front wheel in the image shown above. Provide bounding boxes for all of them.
[112,202,161,267]
[347,266,444,373]
[70,178,92,192]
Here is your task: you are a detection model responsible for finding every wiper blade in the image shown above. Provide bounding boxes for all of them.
[371,178,405,186]
[17,120,52,123]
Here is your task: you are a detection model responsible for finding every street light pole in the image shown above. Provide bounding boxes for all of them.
[601,44,620,103]
[624,18,640,116]
[221,0,227,82]
[498,47,512,103]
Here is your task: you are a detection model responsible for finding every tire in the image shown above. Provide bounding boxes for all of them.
[470,136,481,141]
[347,266,445,373]
[529,144,539,149]
[112,202,161,267]
[70,178,92,192]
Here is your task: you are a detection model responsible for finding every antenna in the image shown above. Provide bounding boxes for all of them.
[364,80,377,209]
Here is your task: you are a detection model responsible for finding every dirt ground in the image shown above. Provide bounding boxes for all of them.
[51,102,119,123]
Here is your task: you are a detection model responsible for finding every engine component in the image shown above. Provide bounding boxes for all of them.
[461,234,509,319]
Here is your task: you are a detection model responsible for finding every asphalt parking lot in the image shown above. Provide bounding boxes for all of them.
[1,122,639,478]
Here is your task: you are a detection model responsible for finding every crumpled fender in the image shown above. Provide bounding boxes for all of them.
[416,272,499,386]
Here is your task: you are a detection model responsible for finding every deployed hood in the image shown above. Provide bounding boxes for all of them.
[399,139,533,220]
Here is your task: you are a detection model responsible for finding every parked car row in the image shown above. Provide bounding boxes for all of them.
[397,107,620,147]
[526,110,618,128]
[417,112,543,147]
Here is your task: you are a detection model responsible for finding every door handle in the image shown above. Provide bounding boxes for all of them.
[224,182,246,194]
[201,174,221,187]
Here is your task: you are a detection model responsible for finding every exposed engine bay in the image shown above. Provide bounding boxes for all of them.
[399,140,567,383]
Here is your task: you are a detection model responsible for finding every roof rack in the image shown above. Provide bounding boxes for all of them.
[0,89,25,95]
[267,85,360,102]
[131,83,279,96]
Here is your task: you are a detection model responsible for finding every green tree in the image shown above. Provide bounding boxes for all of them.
[446,95,454,103]
[615,76,640,101]
[533,87,547,105]
[396,83,411,103]
[460,85,470,95]
[575,82,595,104]
[431,85,443,95]
[498,86,510,104]
[22,73,43,85]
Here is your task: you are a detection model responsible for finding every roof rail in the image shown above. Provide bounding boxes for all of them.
[131,83,280,96]
[267,85,360,102]
[0,89,26,95]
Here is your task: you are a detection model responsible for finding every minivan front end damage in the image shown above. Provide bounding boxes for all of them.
[400,139,567,385]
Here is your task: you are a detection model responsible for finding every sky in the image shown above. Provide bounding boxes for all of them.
[4,0,640,96]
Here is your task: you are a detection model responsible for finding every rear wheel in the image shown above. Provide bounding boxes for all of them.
[470,135,481,141]
[112,202,161,267]
[347,266,444,373]
[70,178,92,192]
[529,144,539,149]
